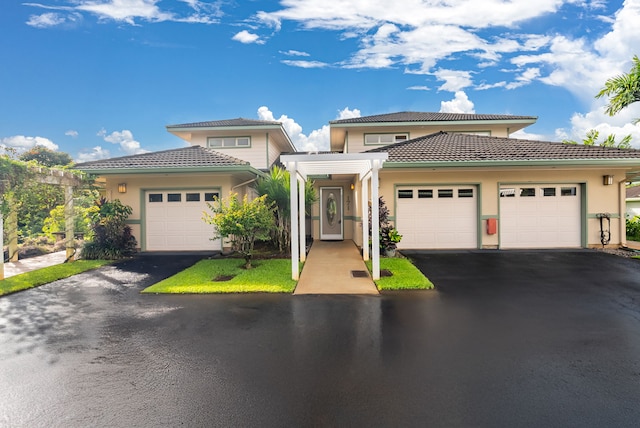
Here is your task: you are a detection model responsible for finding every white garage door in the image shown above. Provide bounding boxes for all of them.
[396,186,478,249]
[145,190,221,251]
[500,185,581,248]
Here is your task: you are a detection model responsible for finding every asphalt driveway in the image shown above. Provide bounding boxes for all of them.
[2,250,640,427]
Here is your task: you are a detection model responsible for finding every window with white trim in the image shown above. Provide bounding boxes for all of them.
[207,137,251,148]
[364,133,408,145]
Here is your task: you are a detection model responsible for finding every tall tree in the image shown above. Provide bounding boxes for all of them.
[596,55,640,124]
[19,146,73,167]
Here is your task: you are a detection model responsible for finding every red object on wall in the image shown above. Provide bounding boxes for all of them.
[486,218,497,235]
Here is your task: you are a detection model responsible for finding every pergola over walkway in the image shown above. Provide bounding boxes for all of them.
[281,152,388,280]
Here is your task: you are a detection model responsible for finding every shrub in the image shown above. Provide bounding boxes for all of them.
[80,198,137,260]
[203,193,274,269]
[626,216,640,241]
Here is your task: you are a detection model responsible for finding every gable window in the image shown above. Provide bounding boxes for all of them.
[364,133,408,145]
[207,137,251,148]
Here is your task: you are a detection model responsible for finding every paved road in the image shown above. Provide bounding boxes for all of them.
[2,251,640,427]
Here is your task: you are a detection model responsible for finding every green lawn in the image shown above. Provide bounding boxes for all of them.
[142,258,297,294]
[366,257,434,290]
[0,260,112,296]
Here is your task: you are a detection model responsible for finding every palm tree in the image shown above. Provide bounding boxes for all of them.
[596,55,640,124]
[255,166,317,253]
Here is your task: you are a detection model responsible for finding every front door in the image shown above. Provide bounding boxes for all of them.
[320,187,343,240]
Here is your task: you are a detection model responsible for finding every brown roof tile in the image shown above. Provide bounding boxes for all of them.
[166,118,281,128]
[330,111,537,124]
[75,146,249,170]
[365,132,640,162]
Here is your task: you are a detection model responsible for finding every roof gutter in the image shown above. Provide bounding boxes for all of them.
[382,159,640,169]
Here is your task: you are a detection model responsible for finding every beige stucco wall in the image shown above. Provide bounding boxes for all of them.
[308,167,627,249]
[345,124,513,154]
[188,130,272,169]
[100,173,249,250]
[373,167,627,248]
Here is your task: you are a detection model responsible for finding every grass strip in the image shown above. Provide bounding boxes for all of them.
[0,260,112,296]
[366,257,434,290]
[142,258,297,294]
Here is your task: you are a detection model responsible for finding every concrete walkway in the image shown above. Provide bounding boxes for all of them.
[294,240,379,295]
[2,251,67,278]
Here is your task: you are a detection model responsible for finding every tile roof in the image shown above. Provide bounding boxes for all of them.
[75,146,249,170]
[365,132,640,162]
[166,118,281,129]
[330,111,537,124]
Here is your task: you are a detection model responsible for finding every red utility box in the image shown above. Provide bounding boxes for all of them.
[486,218,497,235]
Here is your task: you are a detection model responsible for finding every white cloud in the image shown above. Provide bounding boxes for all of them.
[0,135,58,152]
[25,0,222,27]
[556,107,640,148]
[281,59,328,68]
[434,69,473,92]
[232,30,263,44]
[257,106,361,151]
[65,130,79,138]
[280,50,310,56]
[98,128,149,155]
[26,12,66,28]
[407,86,430,91]
[439,91,475,114]
[505,67,541,89]
[510,129,550,141]
[76,146,111,162]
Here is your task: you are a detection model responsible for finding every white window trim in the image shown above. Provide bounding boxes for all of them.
[207,136,251,148]
[364,133,409,145]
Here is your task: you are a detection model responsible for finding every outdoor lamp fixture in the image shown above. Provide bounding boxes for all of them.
[603,175,614,186]
[118,183,127,193]
[350,183,355,190]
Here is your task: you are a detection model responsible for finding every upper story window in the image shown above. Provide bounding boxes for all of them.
[207,136,251,148]
[364,133,408,145]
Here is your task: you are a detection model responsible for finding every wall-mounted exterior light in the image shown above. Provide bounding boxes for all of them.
[118,183,127,193]
[603,175,614,185]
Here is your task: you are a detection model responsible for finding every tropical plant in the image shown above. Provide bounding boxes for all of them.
[19,146,73,167]
[369,196,402,255]
[80,198,137,260]
[203,193,274,269]
[596,55,640,124]
[255,166,317,253]
[563,129,632,149]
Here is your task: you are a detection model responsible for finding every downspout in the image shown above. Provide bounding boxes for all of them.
[231,177,258,192]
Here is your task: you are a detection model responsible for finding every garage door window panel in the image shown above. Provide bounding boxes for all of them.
[149,193,163,203]
[186,193,201,202]
[167,193,182,202]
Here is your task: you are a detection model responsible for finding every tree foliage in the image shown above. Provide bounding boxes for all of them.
[80,198,137,260]
[596,55,640,124]
[255,166,317,253]
[203,193,274,269]
[19,146,73,167]
[562,129,632,149]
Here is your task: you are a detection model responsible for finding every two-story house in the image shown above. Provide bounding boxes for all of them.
[77,112,640,262]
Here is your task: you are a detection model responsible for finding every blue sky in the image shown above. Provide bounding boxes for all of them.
[1,0,639,161]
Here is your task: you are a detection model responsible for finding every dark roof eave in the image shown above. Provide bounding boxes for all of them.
[166,124,285,132]
[330,118,537,127]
